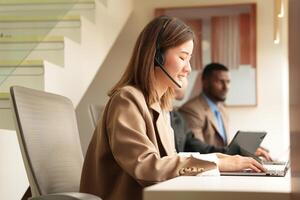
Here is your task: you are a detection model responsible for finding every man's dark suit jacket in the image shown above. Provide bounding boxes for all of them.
[171,110,235,154]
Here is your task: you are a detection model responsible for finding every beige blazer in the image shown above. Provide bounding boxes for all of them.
[179,94,229,147]
[80,86,216,200]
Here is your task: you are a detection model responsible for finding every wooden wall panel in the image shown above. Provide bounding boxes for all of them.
[289,0,300,199]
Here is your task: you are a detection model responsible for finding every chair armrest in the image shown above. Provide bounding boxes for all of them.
[29,192,102,200]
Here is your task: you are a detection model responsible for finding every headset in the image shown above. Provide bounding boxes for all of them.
[154,18,182,88]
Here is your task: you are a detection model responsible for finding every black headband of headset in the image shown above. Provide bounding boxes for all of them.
[156,18,171,52]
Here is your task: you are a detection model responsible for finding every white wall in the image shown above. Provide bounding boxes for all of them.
[76,0,289,158]
[76,13,138,154]
[45,0,133,107]
[0,109,15,130]
[227,0,289,159]
[0,129,29,200]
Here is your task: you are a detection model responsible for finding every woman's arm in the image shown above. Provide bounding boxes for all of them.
[106,88,216,186]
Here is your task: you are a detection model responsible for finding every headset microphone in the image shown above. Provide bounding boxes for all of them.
[154,56,182,88]
[154,18,182,88]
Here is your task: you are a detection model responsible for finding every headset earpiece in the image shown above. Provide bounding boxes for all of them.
[154,49,164,66]
[152,17,182,88]
[154,18,169,67]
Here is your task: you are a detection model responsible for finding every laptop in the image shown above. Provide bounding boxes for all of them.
[221,161,289,177]
[221,131,289,177]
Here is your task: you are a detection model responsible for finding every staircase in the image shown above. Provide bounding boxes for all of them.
[0,0,133,130]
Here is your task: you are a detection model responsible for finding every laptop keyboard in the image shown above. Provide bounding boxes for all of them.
[264,164,286,171]
[263,163,288,176]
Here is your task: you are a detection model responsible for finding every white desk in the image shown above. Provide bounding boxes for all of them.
[144,172,291,200]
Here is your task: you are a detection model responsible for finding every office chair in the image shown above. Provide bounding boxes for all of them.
[10,86,102,200]
[88,104,104,129]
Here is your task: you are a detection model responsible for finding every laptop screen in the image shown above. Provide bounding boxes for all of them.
[227,131,267,156]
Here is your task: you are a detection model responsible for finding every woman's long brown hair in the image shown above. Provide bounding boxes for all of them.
[108,16,194,110]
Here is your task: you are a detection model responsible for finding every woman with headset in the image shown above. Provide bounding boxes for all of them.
[80,16,265,200]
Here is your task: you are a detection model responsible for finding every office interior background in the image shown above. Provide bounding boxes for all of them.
[0,0,299,199]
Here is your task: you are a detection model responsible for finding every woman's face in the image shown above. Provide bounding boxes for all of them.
[156,40,193,90]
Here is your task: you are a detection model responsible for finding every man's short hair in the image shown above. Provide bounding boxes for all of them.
[201,63,229,80]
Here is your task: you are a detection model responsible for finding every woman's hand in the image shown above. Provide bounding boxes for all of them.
[255,147,273,161]
[216,153,266,172]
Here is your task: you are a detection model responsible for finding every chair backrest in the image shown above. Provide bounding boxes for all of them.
[88,104,104,129]
[10,86,84,197]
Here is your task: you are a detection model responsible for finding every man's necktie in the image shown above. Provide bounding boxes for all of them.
[214,110,227,143]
